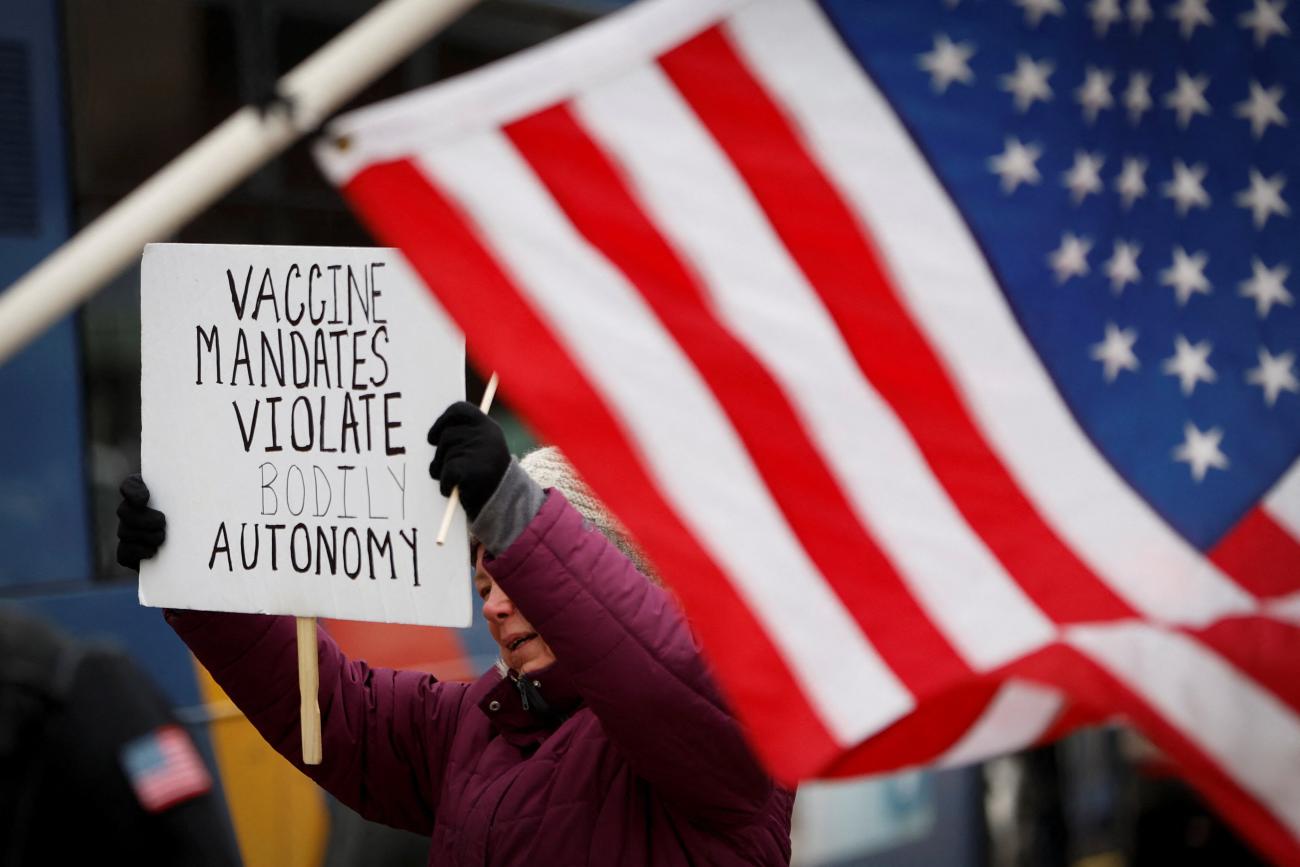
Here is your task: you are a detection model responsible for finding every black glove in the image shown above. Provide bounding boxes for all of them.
[427,402,510,521]
[116,474,167,571]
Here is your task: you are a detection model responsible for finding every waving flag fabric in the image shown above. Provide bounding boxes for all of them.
[316,0,1300,859]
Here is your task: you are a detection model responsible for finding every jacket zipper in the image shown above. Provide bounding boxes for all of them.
[515,675,530,711]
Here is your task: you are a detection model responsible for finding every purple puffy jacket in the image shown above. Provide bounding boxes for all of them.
[169,490,794,865]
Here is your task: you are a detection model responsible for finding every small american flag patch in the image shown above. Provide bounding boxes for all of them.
[120,724,212,813]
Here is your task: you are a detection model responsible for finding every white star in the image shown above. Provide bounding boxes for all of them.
[1089,0,1125,34]
[1049,233,1092,283]
[1163,335,1218,395]
[1164,71,1213,128]
[1235,81,1288,139]
[1076,67,1116,124]
[919,34,976,93]
[1063,151,1106,203]
[1239,0,1290,47]
[1246,347,1300,406]
[1162,160,1211,215]
[1115,156,1149,208]
[1104,240,1143,292]
[989,138,1043,193]
[1236,168,1290,228]
[1239,258,1294,317]
[1161,246,1212,305]
[1169,0,1215,38]
[1129,0,1154,32]
[1091,323,1141,381]
[1173,422,1229,482]
[1124,71,1153,124]
[1014,0,1067,28]
[1001,55,1054,112]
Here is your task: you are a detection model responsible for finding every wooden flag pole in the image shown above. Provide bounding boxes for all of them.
[0,0,479,366]
[297,616,323,765]
[436,372,500,546]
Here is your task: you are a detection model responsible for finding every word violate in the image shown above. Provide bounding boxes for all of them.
[230,392,405,455]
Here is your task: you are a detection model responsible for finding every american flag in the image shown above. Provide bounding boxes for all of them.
[120,724,213,813]
[316,0,1300,859]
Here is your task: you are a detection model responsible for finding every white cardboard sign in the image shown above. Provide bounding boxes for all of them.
[139,243,471,627]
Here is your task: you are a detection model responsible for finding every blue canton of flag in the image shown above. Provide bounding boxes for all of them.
[820,0,1299,549]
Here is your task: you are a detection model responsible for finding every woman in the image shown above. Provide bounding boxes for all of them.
[118,402,794,865]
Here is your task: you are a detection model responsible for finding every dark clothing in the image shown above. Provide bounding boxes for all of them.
[1132,776,1270,866]
[170,490,794,865]
[0,608,240,866]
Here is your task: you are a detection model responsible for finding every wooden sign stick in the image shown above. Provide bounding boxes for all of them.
[436,372,500,546]
[297,616,322,765]
[296,373,498,763]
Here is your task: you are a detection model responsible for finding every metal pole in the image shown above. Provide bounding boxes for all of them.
[0,0,479,365]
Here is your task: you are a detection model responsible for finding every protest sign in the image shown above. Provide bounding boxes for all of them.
[139,243,471,627]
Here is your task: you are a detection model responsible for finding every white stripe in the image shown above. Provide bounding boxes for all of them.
[1264,590,1300,626]
[938,681,1064,768]
[1264,458,1300,540]
[316,0,749,183]
[726,0,1256,626]
[1067,622,1300,837]
[417,130,914,744]
[574,67,1055,671]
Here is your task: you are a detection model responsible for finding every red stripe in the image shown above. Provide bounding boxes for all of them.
[825,678,1068,775]
[1202,513,1300,723]
[138,788,200,813]
[658,27,1135,625]
[823,680,1001,775]
[504,104,968,694]
[1210,507,1300,598]
[1187,616,1300,715]
[344,157,838,782]
[1033,700,1100,747]
[139,777,206,800]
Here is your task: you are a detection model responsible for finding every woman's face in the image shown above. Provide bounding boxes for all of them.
[473,544,557,674]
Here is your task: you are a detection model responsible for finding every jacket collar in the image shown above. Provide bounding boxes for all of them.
[477,659,583,747]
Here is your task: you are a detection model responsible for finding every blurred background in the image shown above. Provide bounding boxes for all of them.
[0,1,1271,864]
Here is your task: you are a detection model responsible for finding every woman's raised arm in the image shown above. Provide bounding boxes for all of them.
[485,489,781,828]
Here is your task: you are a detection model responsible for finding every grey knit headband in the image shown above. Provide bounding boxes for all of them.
[518,446,659,584]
